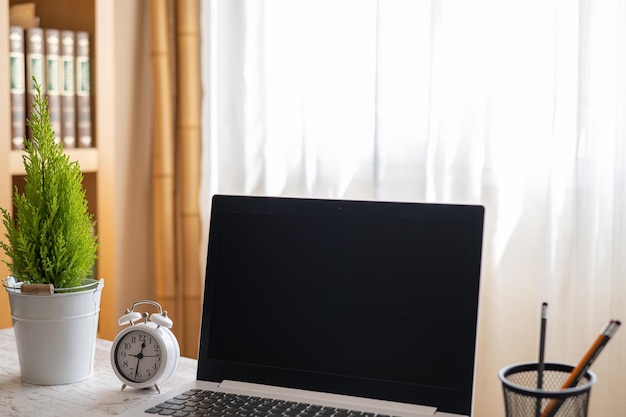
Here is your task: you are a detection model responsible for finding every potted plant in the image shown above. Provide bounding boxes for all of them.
[1,80,103,385]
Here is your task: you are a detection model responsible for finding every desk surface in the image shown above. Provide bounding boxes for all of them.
[0,327,198,417]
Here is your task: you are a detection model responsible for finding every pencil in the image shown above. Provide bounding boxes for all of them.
[541,319,621,417]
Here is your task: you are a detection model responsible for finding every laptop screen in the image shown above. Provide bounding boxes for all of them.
[198,195,484,416]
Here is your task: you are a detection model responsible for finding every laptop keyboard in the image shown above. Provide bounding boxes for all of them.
[145,389,399,417]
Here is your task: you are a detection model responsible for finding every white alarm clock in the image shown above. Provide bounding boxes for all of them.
[110,300,180,393]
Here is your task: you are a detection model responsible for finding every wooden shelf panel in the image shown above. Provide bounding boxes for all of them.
[10,148,100,175]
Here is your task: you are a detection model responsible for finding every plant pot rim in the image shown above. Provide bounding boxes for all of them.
[3,277,104,295]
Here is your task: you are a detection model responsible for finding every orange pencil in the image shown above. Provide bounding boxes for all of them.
[541,319,620,417]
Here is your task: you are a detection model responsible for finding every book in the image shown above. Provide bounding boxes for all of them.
[9,26,26,150]
[45,29,62,145]
[25,27,45,141]
[76,31,92,148]
[60,30,76,148]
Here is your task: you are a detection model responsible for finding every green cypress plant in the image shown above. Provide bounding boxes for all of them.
[1,80,98,289]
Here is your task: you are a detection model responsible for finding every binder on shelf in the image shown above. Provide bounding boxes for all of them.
[9,26,26,150]
[45,29,62,145]
[25,27,45,141]
[60,30,76,148]
[76,31,92,148]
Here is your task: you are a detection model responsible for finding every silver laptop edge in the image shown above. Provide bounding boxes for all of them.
[115,379,470,417]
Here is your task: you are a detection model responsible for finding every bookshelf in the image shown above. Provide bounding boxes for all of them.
[0,0,118,339]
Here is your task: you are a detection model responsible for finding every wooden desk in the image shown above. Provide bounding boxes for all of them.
[0,328,197,417]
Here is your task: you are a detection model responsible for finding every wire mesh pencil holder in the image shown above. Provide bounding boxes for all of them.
[499,362,596,417]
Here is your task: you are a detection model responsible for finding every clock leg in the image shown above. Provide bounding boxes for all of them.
[121,383,127,392]
[154,384,161,394]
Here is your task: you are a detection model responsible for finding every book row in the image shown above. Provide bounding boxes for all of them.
[9,26,92,150]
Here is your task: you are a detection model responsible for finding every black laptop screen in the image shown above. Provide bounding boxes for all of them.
[198,195,484,416]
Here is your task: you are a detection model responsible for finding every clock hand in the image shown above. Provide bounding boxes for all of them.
[128,354,159,358]
[137,341,146,357]
[127,342,157,358]
[129,342,147,358]
[133,342,146,382]
[128,352,153,358]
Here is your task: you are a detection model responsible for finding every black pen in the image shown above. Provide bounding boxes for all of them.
[537,302,548,390]
[536,302,548,417]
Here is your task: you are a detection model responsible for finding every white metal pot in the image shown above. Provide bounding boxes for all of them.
[4,278,104,385]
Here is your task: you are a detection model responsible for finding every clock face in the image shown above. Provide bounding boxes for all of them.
[114,329,162,383]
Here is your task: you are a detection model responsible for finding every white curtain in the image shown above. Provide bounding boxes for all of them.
[200,1,626,416]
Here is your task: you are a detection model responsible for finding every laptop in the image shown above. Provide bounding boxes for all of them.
[118,194,485,417]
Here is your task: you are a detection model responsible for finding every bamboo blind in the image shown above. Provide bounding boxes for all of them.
[149,0,201,358]
[176,0,202,359]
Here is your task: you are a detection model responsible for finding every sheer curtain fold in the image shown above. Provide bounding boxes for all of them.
[200,1,626,415]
